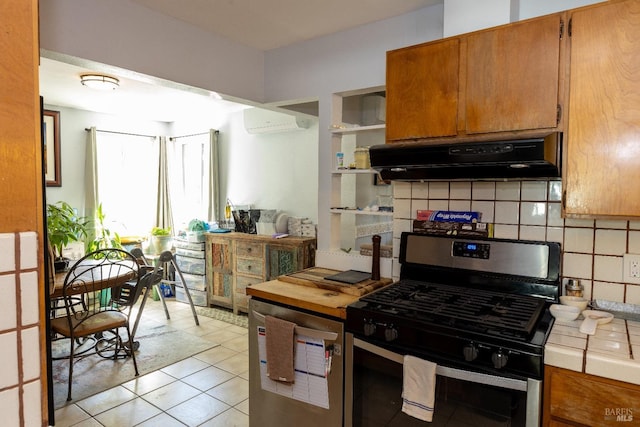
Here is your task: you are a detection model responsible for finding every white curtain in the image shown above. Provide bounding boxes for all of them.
[156,136,174,231]
[92,131,159,237]
[167,130,219,229]
[84,127,99,243]
[208,130,221,222]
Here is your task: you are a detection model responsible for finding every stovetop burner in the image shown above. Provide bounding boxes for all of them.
[346,233,562,379]
[360,279,546,340]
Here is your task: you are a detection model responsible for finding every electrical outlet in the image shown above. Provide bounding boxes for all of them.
[623,253,640,284]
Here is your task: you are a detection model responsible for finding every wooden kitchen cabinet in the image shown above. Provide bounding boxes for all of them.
[205,232,316,314]
[465,14,563,135]
[563,0,640,218]
[386,39,459,140]
[543,366,640,426]
[386,13,564,143]
[205,234,233,309]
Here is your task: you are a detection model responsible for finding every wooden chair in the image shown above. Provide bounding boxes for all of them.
[49,248,141,401]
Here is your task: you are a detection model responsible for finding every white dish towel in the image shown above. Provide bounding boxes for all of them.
[402,355,437,422]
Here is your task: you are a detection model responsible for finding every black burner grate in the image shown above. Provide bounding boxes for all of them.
[361,279,546,336]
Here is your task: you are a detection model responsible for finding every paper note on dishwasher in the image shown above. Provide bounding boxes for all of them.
[257,325,330,409]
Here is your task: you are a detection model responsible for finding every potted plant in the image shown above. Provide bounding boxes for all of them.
[150,226,172,254]
[86,203,124,254]
[46,201,89,272]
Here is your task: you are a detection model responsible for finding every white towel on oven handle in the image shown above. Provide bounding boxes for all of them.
[401,355,437,422]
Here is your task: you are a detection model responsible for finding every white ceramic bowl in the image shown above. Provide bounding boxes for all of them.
[550,304,581,321]
[559,295,589,311]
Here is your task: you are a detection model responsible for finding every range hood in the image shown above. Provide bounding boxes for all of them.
[370,133,562,181]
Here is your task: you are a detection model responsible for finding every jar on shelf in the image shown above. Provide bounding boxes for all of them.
[354,147,370,169]
[565,279,584,297]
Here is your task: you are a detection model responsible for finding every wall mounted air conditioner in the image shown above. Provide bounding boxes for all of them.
[243,108,310,134]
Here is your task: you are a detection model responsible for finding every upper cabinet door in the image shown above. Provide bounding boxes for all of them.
[386,39,460,141]
[564,0,640,217]
[465,14,563,134]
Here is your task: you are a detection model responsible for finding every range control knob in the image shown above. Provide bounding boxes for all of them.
[463,343,479,362]
[384,325,398,342]
[363,321,376,337]
[491,350,509,369]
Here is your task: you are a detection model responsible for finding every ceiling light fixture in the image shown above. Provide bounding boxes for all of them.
[80,74,120,90]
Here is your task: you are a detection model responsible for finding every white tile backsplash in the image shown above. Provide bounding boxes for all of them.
[520,202,546,225]
[594,256,623,283]
[19,231,38,270]
[20,271,39,326]
[594,229,626,256]
[393,182,411,199]
[548,181,562,201]
[0,234,15,273]
[547,203,564,227]
[493,224,519,239]
[629,231,640,253]
[596,219,628,230]
[470,201,495,222]
[495,181,520,200]
[393,198,411,219]
[21,327,41,381]
[395,179,640,322]
[449,182,471,199]
[0,331,19,388]
[428,182,449,199]
[472,181,495,200]
[0,275,17,331]
[520,226,546,241]
[410,182,428,199]
[593,281,625,302]
[428,199,449,210]
[564,227,594,253]
[449,200,471,211]
[0,231,43,424]
[0,388,20,427]
[494,201,519,224]
[521,181,547,201]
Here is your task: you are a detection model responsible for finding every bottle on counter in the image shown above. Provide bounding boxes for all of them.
[565,279,584,297]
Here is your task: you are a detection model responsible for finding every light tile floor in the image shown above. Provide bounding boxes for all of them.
[53,298,250,427]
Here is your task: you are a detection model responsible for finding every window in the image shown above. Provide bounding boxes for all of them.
[95,133,159,237]
[168,134,211,230]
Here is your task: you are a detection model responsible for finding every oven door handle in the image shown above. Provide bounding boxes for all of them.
[353,337,530,392]
[252,310,339,341]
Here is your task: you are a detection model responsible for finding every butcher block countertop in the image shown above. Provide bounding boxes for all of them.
[246,267,392,319]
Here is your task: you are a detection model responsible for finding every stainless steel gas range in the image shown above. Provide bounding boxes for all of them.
[345,232,561,427]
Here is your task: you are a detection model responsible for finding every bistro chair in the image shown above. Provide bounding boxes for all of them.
[49,247,141,401]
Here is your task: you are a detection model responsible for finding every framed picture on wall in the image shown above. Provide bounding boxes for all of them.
[43,109,61,187]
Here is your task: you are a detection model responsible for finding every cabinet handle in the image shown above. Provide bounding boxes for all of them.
[247,265,252,270]
[247,248,252,253]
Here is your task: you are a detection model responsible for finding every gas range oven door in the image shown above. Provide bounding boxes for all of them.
[344,334,541,427]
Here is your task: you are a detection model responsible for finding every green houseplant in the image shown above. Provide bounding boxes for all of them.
[86,203,124,253]
[150,226,172,254]
[46,201,89,271]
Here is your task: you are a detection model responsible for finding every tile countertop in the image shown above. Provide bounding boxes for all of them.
[545,316,640,385]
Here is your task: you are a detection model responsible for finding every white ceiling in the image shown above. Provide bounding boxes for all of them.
[40,0,441,122]
[133,0,441,50]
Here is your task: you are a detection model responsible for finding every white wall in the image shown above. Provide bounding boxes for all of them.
[44,104,319,228]
[43,104,170,216]
[219,112,319,223]
[39,0,265,103]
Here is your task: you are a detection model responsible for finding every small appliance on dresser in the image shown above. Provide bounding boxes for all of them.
[345,232,561,427]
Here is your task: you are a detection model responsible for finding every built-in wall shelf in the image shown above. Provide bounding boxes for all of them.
[331,168,378,174]
[329,87,392,265]
[330,124,386,135]
[330,209,393,217]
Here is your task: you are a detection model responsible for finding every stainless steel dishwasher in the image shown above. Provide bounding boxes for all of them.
[248,297,344,427]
